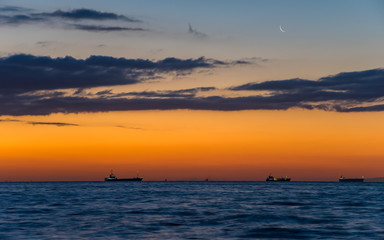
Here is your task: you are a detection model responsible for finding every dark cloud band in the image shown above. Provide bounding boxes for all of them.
[231,69,384,103]
[0,54,229,93]
[39,9,139,22]
[1,52,380,115]
[70,24,145,32]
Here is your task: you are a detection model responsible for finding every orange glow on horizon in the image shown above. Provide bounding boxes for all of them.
[1,109,384,181]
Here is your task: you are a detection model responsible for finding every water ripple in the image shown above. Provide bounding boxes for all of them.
[0,182,384,239]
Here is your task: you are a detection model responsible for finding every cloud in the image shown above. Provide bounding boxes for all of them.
[188,24,207,38]
[0,118,78,126]
[69,24,145,32]
[0,118,21,122]
[36,41,55,47]
[0,53,254,116]
[231,68,384,112]
[0,7,143,32]
[115,125,143,130]
[96,89,113,96]
[38,9,139,22]
[0,6,31,12]
[231,68,384,99]
[0,54,228,93]
[114,87,216,98]
[0,14,43,24]
[0,52,285,116]
[27,121,78,127]
[0,94,304,116]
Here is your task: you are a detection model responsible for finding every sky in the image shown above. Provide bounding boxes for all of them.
[0,0,384,181]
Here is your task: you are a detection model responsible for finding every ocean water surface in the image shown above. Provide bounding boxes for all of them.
[1,181,384,239]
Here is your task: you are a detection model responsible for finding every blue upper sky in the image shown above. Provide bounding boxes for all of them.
[1,0,384,115]
[1,0,383,61]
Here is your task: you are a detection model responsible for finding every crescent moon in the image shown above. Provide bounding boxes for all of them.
[279,25,286,33]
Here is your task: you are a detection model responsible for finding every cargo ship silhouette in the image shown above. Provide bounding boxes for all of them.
[266,175,291,182]
[339,176,364,182]
[104,171,143,182]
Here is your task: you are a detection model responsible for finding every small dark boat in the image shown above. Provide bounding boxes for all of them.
[104,172,143,182]
[266,175,291,182]
[339,176,364,182]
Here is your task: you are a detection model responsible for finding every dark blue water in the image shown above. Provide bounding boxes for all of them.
[1,182,384,239]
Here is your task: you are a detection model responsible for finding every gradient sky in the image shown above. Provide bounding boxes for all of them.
[1,0,384,181]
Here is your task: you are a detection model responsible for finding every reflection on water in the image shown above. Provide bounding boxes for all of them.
[1,182,384,239]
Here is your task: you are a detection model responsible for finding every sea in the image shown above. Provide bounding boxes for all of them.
[1,181,384,239]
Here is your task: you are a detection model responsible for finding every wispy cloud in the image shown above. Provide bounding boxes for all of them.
[0,118,78,126]
[114,87,216,98]
[188,24,207,38]
[0,6,31,12]
[69,24,145,32]
[96,89,113,96]
[0,7,143,32]
[115,125,143,130]
[0,14,43,24]
[36,41,55,47]
[27,121,79,127]
[0,118,21,122]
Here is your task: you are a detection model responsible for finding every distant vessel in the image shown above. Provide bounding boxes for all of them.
[266,175,291,182]
[339,176,364,182]
[104,171,143,182]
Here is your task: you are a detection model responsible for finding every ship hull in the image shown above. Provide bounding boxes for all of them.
[266,179,291,182]
[105,178,143,182]
[266,176,291,181]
